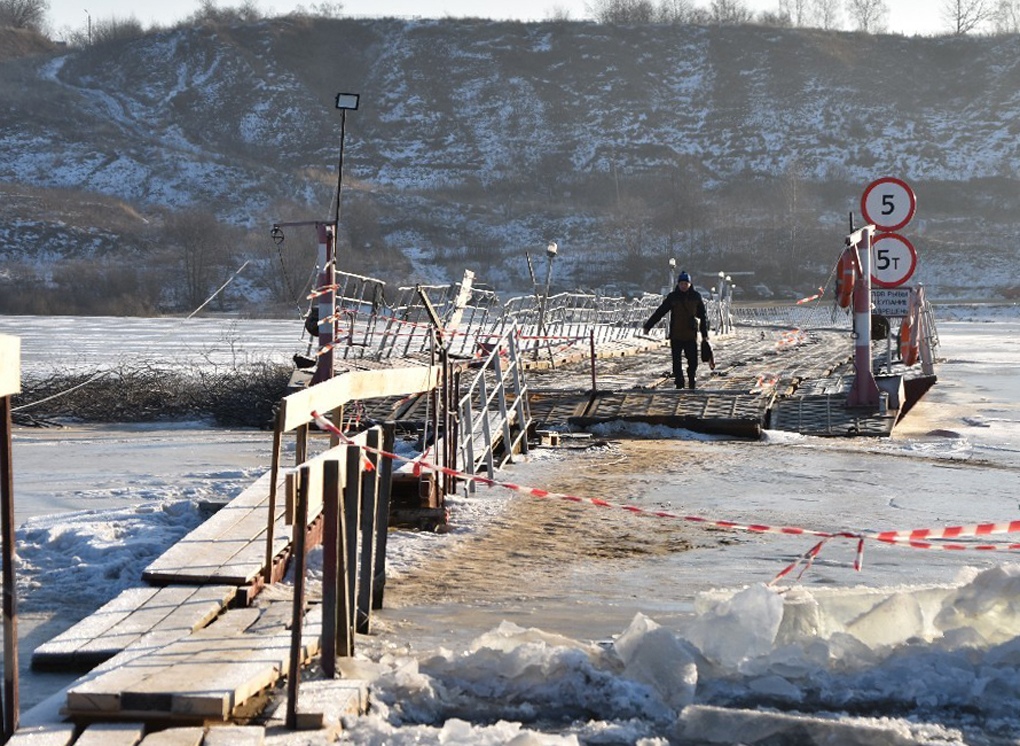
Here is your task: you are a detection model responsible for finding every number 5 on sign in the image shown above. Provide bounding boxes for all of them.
[861,177,916,232]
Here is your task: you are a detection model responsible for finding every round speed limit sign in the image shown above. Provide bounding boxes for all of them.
[861,177,916,232]
[871,233,917,288]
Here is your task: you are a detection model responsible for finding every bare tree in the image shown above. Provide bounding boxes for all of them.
[942,0,992,33]
[164,210,237,311]
[587,0,656,23]
[814,0,842,29]
[186,0,263,27]
[709,0,753,24]
[780,0,813,26]
[757,10,793,26]
[308,2,344,17]
[0,0,48,31]
[846,0,888,32]
[991,0,1020,31]
[656,0,696,23]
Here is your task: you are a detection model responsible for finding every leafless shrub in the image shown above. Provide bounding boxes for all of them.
[14,361,291,428]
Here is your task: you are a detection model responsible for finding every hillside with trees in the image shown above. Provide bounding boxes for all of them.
[2,2,1020,314]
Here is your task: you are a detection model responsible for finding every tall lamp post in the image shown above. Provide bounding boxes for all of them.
[668,257,677,292]
[533,242,558,361]
[310,92,359,386]
[333,92,360,231]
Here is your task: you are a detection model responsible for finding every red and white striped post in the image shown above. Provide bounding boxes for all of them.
[847,225,880,407]
[312,222,336,385]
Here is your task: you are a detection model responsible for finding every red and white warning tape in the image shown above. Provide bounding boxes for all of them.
[309,411,1020,583]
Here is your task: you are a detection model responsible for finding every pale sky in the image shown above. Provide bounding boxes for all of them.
[52,0,946,38]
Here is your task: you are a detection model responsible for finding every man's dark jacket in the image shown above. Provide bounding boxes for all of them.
[644,286,709,341]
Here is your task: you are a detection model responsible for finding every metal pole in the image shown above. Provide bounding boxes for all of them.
[312,223,336,385]
[848,226,880,407]
[334,109,347,229]
[540,243,557,365]
[1,395,18,740]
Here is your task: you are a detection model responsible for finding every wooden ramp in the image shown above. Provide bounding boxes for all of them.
[569,389,771,439]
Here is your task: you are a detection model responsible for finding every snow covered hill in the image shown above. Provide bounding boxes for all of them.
[1,19,1018,311]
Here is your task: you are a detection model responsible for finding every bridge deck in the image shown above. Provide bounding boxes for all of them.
[525,326,916,438]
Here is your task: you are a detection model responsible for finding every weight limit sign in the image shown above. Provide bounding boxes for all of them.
[871,233,917,288]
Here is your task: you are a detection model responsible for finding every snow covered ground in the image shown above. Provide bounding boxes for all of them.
[5,305,1020,744]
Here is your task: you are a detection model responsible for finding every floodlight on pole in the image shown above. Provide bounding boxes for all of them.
[333,92,360,229]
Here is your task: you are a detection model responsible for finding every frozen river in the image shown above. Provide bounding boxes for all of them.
[5,307,1020,743]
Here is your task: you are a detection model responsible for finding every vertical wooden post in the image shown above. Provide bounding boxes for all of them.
[264,407,284,584]
[286,466,310,731]
[342,446,361,654]
[357,431,380,634]
[372,424,395,611]
[320,459,340,679]
[1,394,19,741]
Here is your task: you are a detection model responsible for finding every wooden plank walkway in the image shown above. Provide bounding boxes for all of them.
[64,606,321,722]
[32,585,237,672]
[141,469,289,589]
[526,326,910,438]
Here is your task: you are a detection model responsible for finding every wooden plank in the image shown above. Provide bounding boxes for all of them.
[0,335,20,397]
[149,430,378,585]
[295,679,367,723]
[281,364,442,432]
[66,609,263,714]
[74,722,146,746]
[284,437,366,523]
[136,727,204,746]
[32,587,161,668]
[4,722,76,746]
[66,607,322,721]
[143,468,290,585]
[34,585,235,671]
[201,725,264,746]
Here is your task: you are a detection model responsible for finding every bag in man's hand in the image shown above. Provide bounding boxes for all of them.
[701,339,715,370]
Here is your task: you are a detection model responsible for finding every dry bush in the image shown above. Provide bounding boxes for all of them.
[14,361,291,428]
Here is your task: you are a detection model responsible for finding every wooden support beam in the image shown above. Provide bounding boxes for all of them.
[279,365,442,433]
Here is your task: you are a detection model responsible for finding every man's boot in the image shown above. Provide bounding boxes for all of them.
[688,374,696,390]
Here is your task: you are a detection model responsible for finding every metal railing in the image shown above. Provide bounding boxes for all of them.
[456,325,531,490]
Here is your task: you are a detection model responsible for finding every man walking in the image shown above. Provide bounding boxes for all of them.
[642,271,709,389]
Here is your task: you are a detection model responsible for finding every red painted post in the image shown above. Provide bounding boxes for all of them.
[847,226,880,407]
[312,222,336,385]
